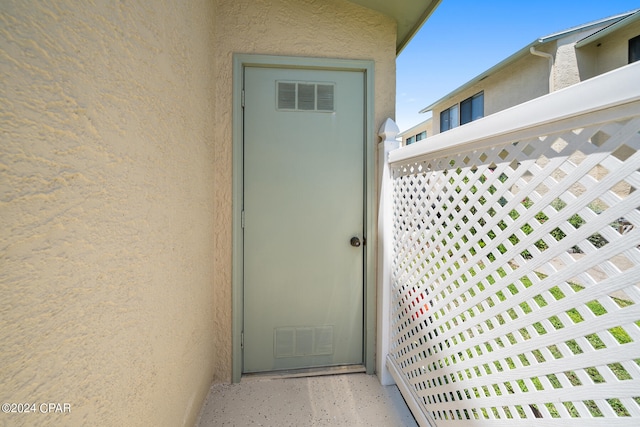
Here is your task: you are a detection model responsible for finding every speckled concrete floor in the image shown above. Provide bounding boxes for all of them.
[195,373,418,426]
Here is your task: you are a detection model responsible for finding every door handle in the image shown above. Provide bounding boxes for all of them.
[350,237,361,247]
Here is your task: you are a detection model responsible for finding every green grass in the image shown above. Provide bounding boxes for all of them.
[474,273,637,419]
[410,193,638,419]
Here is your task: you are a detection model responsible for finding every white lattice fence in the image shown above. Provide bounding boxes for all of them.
[386,66,640,426]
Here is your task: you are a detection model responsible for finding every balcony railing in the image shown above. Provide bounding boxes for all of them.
[382,62,640,426]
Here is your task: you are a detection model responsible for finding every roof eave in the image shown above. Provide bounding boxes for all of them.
[418,10,639,114]
[398,117,432,137]
[576,10,640,48]
[396,0,442,55]
[418,39,543,113]
[347,0,442,55]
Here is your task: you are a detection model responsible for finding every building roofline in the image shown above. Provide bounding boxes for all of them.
[396,0,443,55]
[418,10,637,114]
[398,117,432,137]
[576,9,640,48]
[348,0,442,55]
[418,39,542,113]
[539,10,637,42]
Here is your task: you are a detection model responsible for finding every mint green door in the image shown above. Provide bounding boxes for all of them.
[243,66,365,373]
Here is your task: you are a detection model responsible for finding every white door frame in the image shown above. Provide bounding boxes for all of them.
[231,54,376,382]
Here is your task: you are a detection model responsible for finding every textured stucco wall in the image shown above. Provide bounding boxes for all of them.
[578,21,640,79]
[483,51,551,115]
[1,1,217,426]
[554,33,586,91]
[211,0,397,383]
[431,50,550,135]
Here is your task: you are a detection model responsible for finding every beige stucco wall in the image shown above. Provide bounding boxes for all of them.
[431,50,550,135]
[1,1,217,426]
[554,34,584,90]
[430,23,626,136]
[483,50,551,116]
[211,0,397,383]
[1,0,397,422]
[578,20,640,79]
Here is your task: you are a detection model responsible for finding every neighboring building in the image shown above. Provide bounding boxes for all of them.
[419,9,640,136]
[399,117,432,145]
[0,1,442,426]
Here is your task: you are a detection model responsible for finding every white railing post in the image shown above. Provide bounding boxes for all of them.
[377,118,400,386]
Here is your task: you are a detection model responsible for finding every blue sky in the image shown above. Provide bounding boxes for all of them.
[396,0,640,131]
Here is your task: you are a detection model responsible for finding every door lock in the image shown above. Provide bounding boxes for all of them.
[350,237,362,247]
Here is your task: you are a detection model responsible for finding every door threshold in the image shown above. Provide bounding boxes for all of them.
[241,365,366,381]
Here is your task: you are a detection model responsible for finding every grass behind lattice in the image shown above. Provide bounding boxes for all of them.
[491,276,637,418]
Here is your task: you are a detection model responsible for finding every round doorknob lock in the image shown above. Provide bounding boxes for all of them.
[350,237,361,247]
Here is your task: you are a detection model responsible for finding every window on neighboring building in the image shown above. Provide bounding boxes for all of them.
[460,92,484,125]
[440,92,484,132]
[440,104,459,132]
[405,131,427,145]
[630,35,640,64]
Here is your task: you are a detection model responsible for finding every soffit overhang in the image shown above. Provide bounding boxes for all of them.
[347,0,442,55]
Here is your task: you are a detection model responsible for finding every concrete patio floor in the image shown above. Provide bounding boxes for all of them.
[195,372,418,426]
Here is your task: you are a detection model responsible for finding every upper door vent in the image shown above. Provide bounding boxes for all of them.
[277,81,335,112]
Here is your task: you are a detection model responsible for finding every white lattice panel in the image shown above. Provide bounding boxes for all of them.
[389,116,640,425]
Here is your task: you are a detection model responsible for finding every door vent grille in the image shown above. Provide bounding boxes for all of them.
[277,82,296,109]
[274,326,334,358]
[277,81,334,112]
